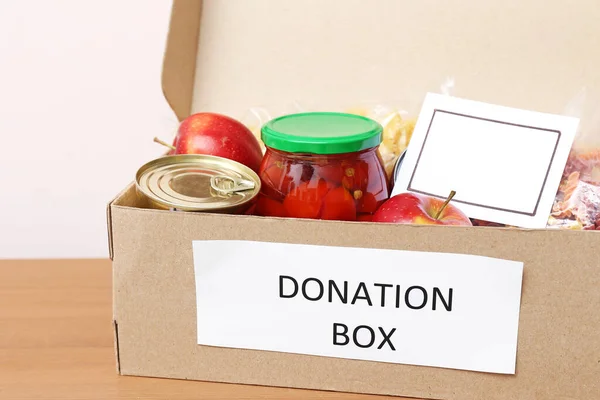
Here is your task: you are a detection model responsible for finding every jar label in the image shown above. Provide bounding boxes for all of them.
[192,240,523,374]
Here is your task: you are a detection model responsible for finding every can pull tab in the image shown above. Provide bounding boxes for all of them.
[210,175,256,195]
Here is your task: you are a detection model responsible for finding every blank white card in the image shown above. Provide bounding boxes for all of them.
[392,93,579,228]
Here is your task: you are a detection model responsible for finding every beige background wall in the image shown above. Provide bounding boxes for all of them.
[0,0,175,258]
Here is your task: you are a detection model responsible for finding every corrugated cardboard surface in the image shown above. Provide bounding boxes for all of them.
[184,0,600,124]
[111,186,600,400]
[109,1,600,399]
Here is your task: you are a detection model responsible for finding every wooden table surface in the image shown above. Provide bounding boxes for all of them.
[0,259,408,400]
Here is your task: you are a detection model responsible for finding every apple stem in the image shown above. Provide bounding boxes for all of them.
[434,190,456,220]
[153,137,176,150]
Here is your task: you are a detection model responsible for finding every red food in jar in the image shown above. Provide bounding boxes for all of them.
[357,214,374,222]
[355,190,379,214]
[283,179,331,219]
[243,203,257,215]
[315,158,345,184]
[341,160,369,193]
[321,187,357,221]
[259,151,294,200]
[257,112,390,221]
[256,195,287,217]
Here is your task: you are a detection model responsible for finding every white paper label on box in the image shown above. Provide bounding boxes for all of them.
[193,240,524,374]
[392,93,579,228]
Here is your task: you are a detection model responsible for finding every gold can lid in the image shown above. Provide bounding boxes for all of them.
[136,154,261,212]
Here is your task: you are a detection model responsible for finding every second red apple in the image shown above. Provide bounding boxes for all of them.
[372,191,472,226]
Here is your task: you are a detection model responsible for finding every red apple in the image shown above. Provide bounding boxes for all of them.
[156,112,263,173]
[372,191,472,226]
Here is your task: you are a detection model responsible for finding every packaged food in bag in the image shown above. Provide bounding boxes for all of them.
[549,88,600,230]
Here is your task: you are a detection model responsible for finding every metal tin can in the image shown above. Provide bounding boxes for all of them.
[135,154,261,214]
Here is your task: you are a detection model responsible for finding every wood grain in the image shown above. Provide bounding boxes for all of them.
[0,259,405,400]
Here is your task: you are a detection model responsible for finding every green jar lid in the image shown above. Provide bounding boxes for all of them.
[261,112,383,154]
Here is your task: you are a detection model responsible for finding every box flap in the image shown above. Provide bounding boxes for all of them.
[162,0,600,127]
[162,0,203,121]
[106,182,140,260]
[106,202,114,260]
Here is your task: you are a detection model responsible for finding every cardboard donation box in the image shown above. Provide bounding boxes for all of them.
[107,1,600,399]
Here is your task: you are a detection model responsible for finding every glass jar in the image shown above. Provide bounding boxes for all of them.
[256,112,390,221]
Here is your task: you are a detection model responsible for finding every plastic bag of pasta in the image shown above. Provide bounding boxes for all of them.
[549,88,600,230]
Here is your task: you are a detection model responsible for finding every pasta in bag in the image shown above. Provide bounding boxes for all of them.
[344,105,416,179]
